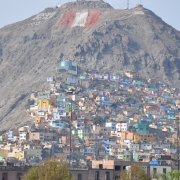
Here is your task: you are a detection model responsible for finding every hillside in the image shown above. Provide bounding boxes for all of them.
[0,1,180,130]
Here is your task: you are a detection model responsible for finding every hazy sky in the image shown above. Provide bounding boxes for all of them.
[0,0,179,31]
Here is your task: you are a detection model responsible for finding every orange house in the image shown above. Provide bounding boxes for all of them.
[120,132,134,140]
[38,99,56,109]
[35,117,41,125]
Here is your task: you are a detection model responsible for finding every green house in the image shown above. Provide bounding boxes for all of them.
[123,151,133,161]
[65,104,73,111]
[133,152,150,161]
[72,129,90,139]
[134,120,150,133]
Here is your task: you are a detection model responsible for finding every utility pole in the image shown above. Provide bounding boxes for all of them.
[69,95,73,169]
[127,0,129,9]
[177,116,180,171]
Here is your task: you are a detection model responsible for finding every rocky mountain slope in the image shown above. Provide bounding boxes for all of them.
[0,1,180,130]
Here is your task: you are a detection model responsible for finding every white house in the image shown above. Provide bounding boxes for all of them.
[47,77,54,82]
[116,122,129,132]
[140,143,153,151]
[105,122,116,131]
[129,143,140,151]
[152,144,171,149]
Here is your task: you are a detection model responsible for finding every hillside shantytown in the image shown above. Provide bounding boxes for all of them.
[0,59,180,179]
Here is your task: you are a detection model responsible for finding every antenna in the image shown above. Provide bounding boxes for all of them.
[127,0,129,9]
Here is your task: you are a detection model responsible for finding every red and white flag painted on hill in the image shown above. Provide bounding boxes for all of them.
[72,11,89,27]
[60,11,101,28]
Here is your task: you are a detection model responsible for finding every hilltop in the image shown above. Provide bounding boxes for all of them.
[0,1,180,129]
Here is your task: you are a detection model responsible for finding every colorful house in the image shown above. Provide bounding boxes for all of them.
[48,120,67,129]
[72,128,90,139]
[66,77,79,85]
[134,134,156,143]
[134,120,150,133]
[105,122,116,131]
[38,99,56,109]
[132,80,145,86]
[133,152,150,162]
[120,132,134,140]
[56,60,77,75]
[123,151,133,161]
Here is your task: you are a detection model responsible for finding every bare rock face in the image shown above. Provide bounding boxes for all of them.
[0,1,180,130]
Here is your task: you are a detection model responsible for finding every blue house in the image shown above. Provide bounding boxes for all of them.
[8,131,13,141]
[140,117,152,123]
[101,139,110,144]
[56,60,77,75]
[57,98,68,106]
[100,97,112,106]
[133,80,145,86]
[54,111,66,119]
[168,114,176,120]
[53,146,63,154]
[122,78,132,84]
[48,120,67,129]
[102,144,111,155]
[134,120,150,133]
[53,107,66,119]
[66,77,79,85]
[146,85,158,91]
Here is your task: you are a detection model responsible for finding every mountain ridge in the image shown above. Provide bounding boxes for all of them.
[0,1,180,130]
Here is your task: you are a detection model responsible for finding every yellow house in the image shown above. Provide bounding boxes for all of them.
[0,149,8,157]
[124,71,134,78]
[15,151,24,160]
[35,116,44,125]
[89,93,96,99]
[134,134,156,143]
[94,96,100,105]
[78,100,84,107]
[127,89,137,93]
[38,99,56,109]
[170,105,176,109]
[120,139,125,145]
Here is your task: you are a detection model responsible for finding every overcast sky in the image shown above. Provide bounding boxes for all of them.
[0,0,179,31]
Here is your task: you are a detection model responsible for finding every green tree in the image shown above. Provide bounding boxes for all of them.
[158,170,180,180]
[22,159,74,180]
[119,164,151,180]
[93,116,104,125]
[25,99,35,110]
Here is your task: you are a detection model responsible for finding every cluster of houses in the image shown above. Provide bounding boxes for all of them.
[0,60,180,179]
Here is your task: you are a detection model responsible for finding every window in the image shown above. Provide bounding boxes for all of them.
[95,171,99,180]
[153,168,157,174]
[163,168,166,174]
[78,174,82,180]
[17,173,22,180]
[115,165,121,171]
[2,173,8,180]
[99,164,103,169]
[105,171,110,180]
